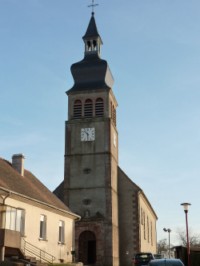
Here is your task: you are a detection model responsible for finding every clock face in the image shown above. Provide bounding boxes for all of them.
[81,128,95,141]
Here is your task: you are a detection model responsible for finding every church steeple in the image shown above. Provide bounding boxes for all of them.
[67,13,114,93]
[64,8,119,266]
[82,12,102,57]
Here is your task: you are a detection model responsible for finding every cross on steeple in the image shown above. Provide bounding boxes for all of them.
[88,0,99,15]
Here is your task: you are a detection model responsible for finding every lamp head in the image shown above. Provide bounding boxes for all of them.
[181,202,191,212]
[163,228,171,233]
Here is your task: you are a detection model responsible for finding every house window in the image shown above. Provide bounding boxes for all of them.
[95,98,104,117]
[73,100,82,118]
[0,206,25,235]
[58,220,65,244]
[84,99,93,118]
[39,214,47,240]
[16,208,25,235]
[8,207,16,230]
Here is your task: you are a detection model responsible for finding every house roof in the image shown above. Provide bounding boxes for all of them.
[0,157,78,217]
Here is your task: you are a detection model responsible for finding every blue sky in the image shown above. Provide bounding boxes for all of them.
[1,0,200,244]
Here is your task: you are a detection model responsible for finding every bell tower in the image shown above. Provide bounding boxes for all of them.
[64,12,119,266]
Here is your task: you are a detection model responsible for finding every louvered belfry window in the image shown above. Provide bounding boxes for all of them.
[84,99,93,118]
[95,98,104,117]
[113,107,116,126]
[110,103,116,126]
[73,100,82,118]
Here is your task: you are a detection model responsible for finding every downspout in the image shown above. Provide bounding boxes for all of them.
[0,192,11,262]
[1,192,11,205]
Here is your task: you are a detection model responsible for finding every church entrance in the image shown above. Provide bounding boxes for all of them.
[78,231,96,265]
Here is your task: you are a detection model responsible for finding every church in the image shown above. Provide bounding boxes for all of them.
[54,11,157,266]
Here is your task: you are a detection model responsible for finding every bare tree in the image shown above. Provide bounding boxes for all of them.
[157,238,168,254]
[176,228,200,248]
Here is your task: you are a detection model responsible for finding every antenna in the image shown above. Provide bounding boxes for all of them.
[88,0,99,15]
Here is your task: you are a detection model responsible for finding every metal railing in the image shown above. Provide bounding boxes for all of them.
[21,238,55,264]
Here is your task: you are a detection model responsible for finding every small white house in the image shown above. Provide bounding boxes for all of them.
[0,154,80,264]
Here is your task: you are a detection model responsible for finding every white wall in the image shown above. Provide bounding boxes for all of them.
[6,196,76,263]
[139,193,157,254]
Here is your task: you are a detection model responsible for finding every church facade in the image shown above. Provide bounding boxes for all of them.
[54,12,157,266]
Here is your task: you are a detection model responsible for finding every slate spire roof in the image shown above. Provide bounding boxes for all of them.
[82,12,102,44]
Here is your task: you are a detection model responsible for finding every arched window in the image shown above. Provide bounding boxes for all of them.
[73,100,82,119]
[87,41,92,51]
[113,107,116,126]
[95,98,104,117]
[112,105,114,120]
[84,99,93,118]
[111,104,116,126]
[93,40,97,51]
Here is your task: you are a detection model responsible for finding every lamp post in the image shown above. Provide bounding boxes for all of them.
[163,228,171,258]
[181,203,191,266]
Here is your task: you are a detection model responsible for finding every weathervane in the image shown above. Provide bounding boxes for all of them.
[88,0,99,15]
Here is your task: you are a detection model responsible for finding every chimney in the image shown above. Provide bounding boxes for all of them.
[12,154,25,176]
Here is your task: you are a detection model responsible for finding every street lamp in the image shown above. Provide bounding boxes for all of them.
[163,228,171,258]
[181,203,191,266]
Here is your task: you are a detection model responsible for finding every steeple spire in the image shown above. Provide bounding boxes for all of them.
[82,12,102,57]
[68,10,114,93]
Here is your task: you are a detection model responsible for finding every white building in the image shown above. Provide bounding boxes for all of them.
[0,154,80,264]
